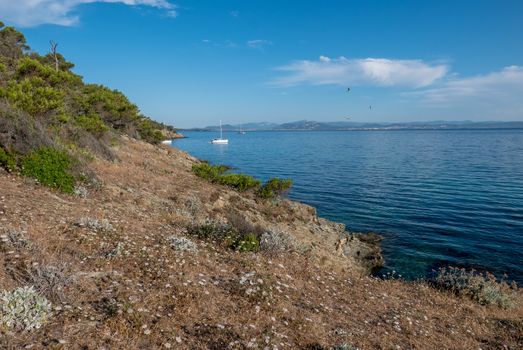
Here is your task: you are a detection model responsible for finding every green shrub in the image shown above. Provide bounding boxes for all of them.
[0,148,17,172]
[22,147,76,193]
[187,220,262,253]
[433,267,519,309]
[137,118,165,144]
[217,173,261,192]
[233,233,260,252]
[187,220,239,247]
[3,77,64,116]
[75,113,109,136]
[192,163,231,181]
[258,178,293,199]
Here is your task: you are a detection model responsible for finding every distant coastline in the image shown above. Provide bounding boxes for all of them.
[180,120,523,132]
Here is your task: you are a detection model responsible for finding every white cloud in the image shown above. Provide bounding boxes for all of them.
[0,0,177,27]
[408,65,523,106]
[273,56,449,88]
[247,39,272,49]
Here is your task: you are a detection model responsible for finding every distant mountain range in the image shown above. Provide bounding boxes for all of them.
[181,120,523,132]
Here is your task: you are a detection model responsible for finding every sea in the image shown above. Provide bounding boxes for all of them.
[172,129,523,284]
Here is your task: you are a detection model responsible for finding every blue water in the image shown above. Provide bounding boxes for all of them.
[172,130,523,283]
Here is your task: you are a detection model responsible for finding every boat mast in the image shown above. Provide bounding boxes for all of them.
[220,120,223,139]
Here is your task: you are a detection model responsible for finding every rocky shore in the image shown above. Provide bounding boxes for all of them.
[0,136,521,349]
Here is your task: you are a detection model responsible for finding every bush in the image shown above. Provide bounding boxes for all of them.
[0,147,17,172]
[75,113,109,136]
[217,173,261,192]
[187,220,262,253]
[187,220,237,246]
[433,267,519,309]
[166,235,197,252]
[0,286,52,331]
[192,163,231,181]
[192,163,261,192]
[2,77,64,116]
[259,229,297,253]
[21,147,76,193]
[258,178,293,199]
[233,233,260,252]
[75,217,114,232]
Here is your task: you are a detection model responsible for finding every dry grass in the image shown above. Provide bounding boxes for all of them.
[0,137,521,349]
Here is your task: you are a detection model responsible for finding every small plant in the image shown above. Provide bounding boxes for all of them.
[76,217,114,232]
[21,147,76,193]
[187,220,238,247]
[259,230,296,253]
[233,233,260,252]
[258,178,293,199]
[0,286,52,331]
[0,147,17,172]
[26,264,71,303]
[166,235,197,252]
[433,267,519,309]
[0,227,30,250]
[73,185,88,198]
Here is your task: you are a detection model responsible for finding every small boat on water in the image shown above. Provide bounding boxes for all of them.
[238,124,246,135]
[161,140,172,144]
[211,120,228,144]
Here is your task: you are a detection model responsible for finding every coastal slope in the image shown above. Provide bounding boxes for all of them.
[1,136,521,349]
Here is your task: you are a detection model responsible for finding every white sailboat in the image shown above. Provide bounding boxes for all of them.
[211,120,228,144]
[238,124,246,135]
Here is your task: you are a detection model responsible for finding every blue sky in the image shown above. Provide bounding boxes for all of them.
[1,0,522,128]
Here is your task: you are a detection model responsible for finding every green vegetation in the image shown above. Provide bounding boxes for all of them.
[233,233,260,252]
[258,178,293,199]
[0,21,176,191]
[433,267,519,309]
[21,147,76,193]
[187,219,261,253]
[192,163,231,181]
[0,148,17,172]
[192,162,292,197]
[217,173,261,192]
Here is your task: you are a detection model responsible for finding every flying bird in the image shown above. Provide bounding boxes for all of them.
[347,87,351,92]
[369,105,372,110]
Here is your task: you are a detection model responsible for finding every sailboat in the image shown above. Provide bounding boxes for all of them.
[210,120,228,144]
[238,124,246,135]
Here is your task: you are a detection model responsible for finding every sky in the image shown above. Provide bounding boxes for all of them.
[1,0,522,128]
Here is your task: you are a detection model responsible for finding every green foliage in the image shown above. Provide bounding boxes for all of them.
[0,25,28,59]
[22,147,76,193]
[137,118,165,143]
[217,173,261,192]
[233,233,260,252]
[433,267,519,309]
[16,57,81,86]
[192,163,231,181]
[187,220,262,253]
[0,24,173,157]
[192,163,293,197]
[187,221,238,247]
[0,148,17,172]
[2,77,63,116]
[75,113,109,136]
[192,163,260,192]
[258,178,293,199]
